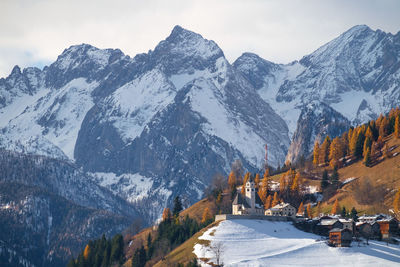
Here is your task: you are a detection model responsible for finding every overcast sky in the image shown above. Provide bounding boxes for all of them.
[1,0,400,78]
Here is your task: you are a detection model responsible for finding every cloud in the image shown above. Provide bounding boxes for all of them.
[0,0,399,77]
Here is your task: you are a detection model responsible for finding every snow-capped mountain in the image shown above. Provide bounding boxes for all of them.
[0,26,290,222]
[235,25,400,162]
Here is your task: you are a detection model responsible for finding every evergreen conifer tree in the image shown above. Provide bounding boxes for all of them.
[321,169,329,190]
[173,196,183,217]
[351,207,358,222]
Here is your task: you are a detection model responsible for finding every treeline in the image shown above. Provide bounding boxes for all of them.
[67,234,124,267]
[313,107,400,168]
[131,196,206,266]
[69,196,207,267]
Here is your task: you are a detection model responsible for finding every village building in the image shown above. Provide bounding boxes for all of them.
[315,219,344,236]
[265,203,296,218]
[358,214,385,224]
[329,228,352,247]
[377,218,399,239]
[339,218,354,231]
[232,177,264,215]
[356,221,385,240]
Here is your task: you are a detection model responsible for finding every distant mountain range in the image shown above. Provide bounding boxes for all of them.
[0,24,399,265]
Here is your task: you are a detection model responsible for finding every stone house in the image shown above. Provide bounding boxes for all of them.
[265,203,296,218]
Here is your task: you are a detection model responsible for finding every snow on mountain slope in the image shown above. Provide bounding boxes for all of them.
[0,78,98,159]
[194,219,400,267]
[104,69,176,142]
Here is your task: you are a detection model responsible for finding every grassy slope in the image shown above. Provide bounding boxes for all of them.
[153,221,219,267]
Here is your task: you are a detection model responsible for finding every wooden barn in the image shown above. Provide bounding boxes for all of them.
[329,228,352,247]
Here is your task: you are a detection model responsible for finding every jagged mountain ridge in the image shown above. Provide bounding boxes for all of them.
[0,26,290,223]
[234,25,400,162]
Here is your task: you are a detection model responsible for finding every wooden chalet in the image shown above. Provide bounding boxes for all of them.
[315,219,344,236]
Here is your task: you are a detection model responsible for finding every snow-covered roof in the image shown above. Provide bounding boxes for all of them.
[319,219,340,226]
[272,202,294,209]
[339,219,353,223]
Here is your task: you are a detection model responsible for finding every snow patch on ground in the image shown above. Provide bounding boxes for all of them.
[194,219,400,266]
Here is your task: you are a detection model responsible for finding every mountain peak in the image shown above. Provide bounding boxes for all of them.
[10,65,22,76]
[149,26,224,74]
[168,25,200,41]
[343,24,373,37]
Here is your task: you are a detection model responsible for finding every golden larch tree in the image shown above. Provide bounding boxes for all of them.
[297,202,304,215]
[307,203,312,218]
[319,136,331,164]
[83,244,90,260]
[291,172,300,192]
[272,192,279,207]
[393,188,400,215]
[395,117,400,139]
[162,207,172,221]
[228,171,236,190]
[201,206,211,224]
[331,199,340,215]
[264,195,272,210]
[254,173,260,190]
[313,141,320,165]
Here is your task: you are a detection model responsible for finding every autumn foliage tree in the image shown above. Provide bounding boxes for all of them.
[201,207,212,224]
[319,136,331,164]
[264,195,272,210]
[393,188,400,217]
[297,202,304,215]
[228,171,236,190]
[313,141,320,165]
[331,199,340,215]
[162,208,172,221]
[83,244,90,260]
[395,116,400,139]
[254,173,260,190]
[272,192,279,207]
[306,203,312,218]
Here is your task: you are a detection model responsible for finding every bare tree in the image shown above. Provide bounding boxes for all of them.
[210,242,224,267]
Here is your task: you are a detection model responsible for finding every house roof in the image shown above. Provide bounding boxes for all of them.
[271,202,294,209]
[232,192,250,208]
[339,219,353,223]
[319,219,341,226]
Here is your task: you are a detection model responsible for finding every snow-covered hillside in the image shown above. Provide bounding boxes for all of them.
[194,219,400,266]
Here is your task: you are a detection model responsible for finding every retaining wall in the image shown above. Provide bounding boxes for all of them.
[215,214,294,222]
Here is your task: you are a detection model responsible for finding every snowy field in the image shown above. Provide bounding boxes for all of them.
[193,219,400,267]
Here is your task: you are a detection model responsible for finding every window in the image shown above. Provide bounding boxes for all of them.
[252,188,254,191]
[247,188,249,192]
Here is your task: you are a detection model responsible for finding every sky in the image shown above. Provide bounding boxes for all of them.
[1,0,400,78]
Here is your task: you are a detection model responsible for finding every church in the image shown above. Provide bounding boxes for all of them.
[232,176,264,215]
